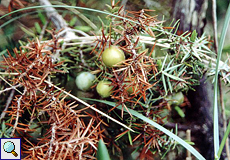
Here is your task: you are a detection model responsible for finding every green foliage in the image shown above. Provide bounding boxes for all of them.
[84,98,205,160]
[0,121,13,138]
[190,30,198,42]
[96,139,111,160]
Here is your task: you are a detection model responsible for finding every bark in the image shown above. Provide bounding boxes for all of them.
[187,77,215,160]
[172,0,208,35]
[39,0,77,39]
[172,0,228,159]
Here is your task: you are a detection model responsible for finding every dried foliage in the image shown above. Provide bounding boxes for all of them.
[8,0,28,12]
[0,33,102,159]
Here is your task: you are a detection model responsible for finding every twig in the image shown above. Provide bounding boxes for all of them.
[0,89,15,122]
[39,0,77,39]
[0,84,20,95]
[39,20,49,40]
[0,75,22,94]
[47,122,56,160]
[79,50,88,67]
[11,88,27,136]
[28,142,50,150]
[186,129,192,160]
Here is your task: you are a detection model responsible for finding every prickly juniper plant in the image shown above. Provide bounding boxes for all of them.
[0,1,230,159]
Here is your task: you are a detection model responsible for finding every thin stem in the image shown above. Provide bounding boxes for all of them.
[213,1,230,159]
[218,80,230,159]
[217,121,230,158]
[0,89,15,122]
[47,123,56,160]
[212,0,229,158]
[186,129,192,160]
[39,20,49,40]
[212,0,218,53]
[11,88,27,136]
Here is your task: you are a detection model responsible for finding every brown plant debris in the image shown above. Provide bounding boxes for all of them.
[0,33,102,159]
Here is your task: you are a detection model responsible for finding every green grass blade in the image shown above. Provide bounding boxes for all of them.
[128,131,133,145]
[162,74,168,95]
[217,121,230,158]
[164,64,182,72]
[213,2,230,159]
[97,139,111,160]
[162,71,185,82]
[0,11,36,29]
[161,54,168,71]
[84,98,205,160]
[52,1,98,30]
[0,5,137,29]
[38,11,47,25]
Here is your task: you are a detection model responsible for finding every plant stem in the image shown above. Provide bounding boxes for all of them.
[186,129,192,160]
[218,80,230,159]
[212,0,218,52]
[217,121,230,158]
[0,89,15,122]
[213,1,230,159]
[212,0,230,159]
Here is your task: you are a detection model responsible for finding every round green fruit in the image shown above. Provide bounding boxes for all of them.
[124,78,136,94]
[96,81,113,98]
[166,92,184,106]
[126,86,134,94]
[102,46,125,67]
[75,72,95,91]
